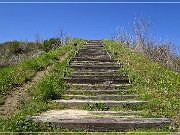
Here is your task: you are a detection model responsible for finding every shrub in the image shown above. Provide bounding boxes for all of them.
[42,38,60,52]
[112,18,180,73]
[9,41,23,54]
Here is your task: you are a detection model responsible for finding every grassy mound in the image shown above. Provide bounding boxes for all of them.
[104,40,179,122]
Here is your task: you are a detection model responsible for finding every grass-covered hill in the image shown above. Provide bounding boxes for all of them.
[0,39,179,133]
[104,40,179,120]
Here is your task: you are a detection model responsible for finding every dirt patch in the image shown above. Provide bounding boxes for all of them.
[0,50,72,116]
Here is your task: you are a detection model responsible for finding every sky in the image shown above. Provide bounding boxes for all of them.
[0,0,180,53]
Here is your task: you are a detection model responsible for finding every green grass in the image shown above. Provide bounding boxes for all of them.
[0,40,85,132]
[103,40,180,121]
[0,42,83,100]
[0,39,178,133]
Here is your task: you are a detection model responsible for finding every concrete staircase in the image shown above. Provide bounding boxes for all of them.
[32,40,174,131]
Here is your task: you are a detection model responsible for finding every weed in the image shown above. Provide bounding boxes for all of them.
[83,103,109,111]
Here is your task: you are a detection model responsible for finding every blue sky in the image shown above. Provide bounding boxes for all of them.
[0,0,180,53]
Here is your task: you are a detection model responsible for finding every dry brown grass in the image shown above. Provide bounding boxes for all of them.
[0,41,41,68]
[112,18,180,73]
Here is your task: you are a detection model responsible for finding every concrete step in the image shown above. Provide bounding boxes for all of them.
[70,57,116,62]
[73,55,110,60]
[89,110,143,115]
[52,99,147,108]
[76,51,107,55]
[71,72,119,76]
[65,90,133,95]
[32,112,174,132]
[71,61,119,64]
[63,95,139,100]
[68,65,121,70]
[86,42,103,44]
[68,66,121,72]
[86,43,103,45]
[78,49,107,53]
[70,84,132,90]
[68,75,128,80]
[88,40,102,43]
[64,78,130,84]
[83,46,104,48]
[78,48,105,51]
[76,54,109,57]
[71,63,120,67]
[84,44,104,48]
[71,69,120,72]
[77,51,107,54]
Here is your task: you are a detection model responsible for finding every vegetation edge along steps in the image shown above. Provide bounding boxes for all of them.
[32,40,175,132]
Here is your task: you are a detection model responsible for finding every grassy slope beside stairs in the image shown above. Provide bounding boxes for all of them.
[104,40,180,128]
[0,40,85,132]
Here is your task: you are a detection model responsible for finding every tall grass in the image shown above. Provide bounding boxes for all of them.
[0,41,41,68]
[112,18,180,73]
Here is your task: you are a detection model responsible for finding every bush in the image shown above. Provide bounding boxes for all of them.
[34,75,61,101]
[9,41,23,54]
[42,38,60,52]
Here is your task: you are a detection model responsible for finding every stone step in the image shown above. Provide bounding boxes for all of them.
[82,47,104,50]
[72,56,110,60]
[78,49,106,53]
[83,47,104,49]
[79,48,105,51]
[71,69,120,72]
[65,90,132,95]
[68,66,121,72]
[83,46,104,48]
[52,99,147,108]
[68,65,121,70]
[32,112,174,132]
[88,40,102,43]
[78,50,108,55]
[70,84,132,90]
[68,75,128,80]
[76,52,109,57]
[82,48,104,51]
[71,61,118,64]
[83,44,104,49]
[63,95,139,100]
[77,50,107,54]
[64,78,130,84]
[86,42,103,44]
[76,54,108,57]
[70,57,116,62]
[89,110,143,115]
[87,42,102,44]
[71,72,119,76]
[71,63,120,67]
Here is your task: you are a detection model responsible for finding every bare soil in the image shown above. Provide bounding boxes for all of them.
[0,51,72,116]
